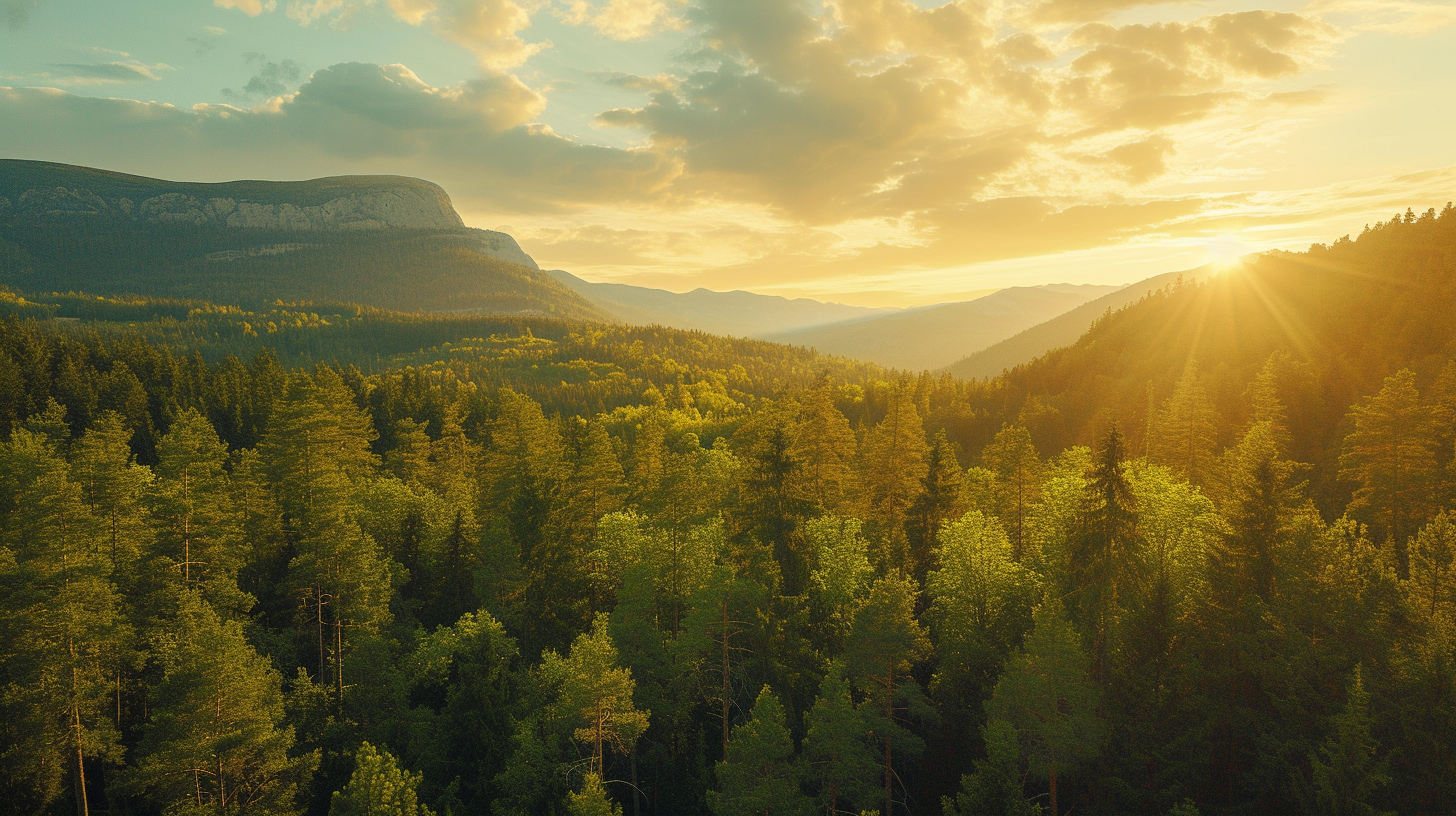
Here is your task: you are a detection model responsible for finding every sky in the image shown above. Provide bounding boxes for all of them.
[0,0,1453,307]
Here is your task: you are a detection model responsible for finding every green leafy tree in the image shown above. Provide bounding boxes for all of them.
[71,410,153,577]
[805,516,874,646]
[908,430,965,581]
[708,686,812,816]
[802,662,876,816]
[329,742,434,816]
[988,599,1103,816]
[128,592,318,816]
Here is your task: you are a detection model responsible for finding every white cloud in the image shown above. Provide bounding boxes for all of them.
[214,0,277,16]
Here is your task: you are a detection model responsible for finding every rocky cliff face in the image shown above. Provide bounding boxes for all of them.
[0,179,466,232]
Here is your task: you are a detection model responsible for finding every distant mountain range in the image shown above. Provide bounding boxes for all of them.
[546,269,897,338]
[765,284,1122,372]
[0,160,1178,377]
[0,160,598,318]
[942,267,1215,379]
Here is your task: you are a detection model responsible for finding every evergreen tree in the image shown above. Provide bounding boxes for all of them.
[907,430,965,581]
[330,742,433,816]
[1148,362,1219,488]
[801,662,876,816]
[861,383,929,571]
[943,719,1038,816]
[1340,369,1438,577]
[983,424,1042,563]
[1070,425,1141,684]
[544,615,650,776]
[149,408,251,616]
[71,411,153,578]
[988,600,1103,816]
[1411,511,1456,618]
[566,773,622,816]
[127,592,318,816]
[792,384,859,515]
[0,429,130,816]
[708,686,812,816]
[1305,668,1390,816]
[843,574,930,816]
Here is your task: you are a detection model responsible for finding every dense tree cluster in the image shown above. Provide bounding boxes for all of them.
[1,205,1455,816]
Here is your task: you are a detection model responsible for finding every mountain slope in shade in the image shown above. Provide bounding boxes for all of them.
[766,284,1122,371]
[546,268,896,337]
[942,268,1215,379]
[0,160,601,319]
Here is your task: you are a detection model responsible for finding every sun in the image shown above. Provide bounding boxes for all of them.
[1201,235,1259,271]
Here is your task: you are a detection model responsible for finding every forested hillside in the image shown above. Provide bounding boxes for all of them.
[1,205,1455,816]
[0,161,600,318]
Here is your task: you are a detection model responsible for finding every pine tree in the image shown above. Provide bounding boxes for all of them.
[792,384,859,514]
[708,686,812,816]
[0,429,130,816]
[843,574,930,816]
[1411,511,1456,618]
[1340,369,1438,577]
[330,742,433,816]
[1070,424,1141,684]
[982,424,1042,563]
[1306,668,1390,816]
[802,662,876,816]
[1148,362,1219,488]
[861,383,929,571]
[566,773,622,816]
[907,430,965,581]
[71,411,153,578]
[127,592,318,816]
[987,599,1103,816]
[544,614,650,777]
[149,407,251,616]
[943,719,1038,816]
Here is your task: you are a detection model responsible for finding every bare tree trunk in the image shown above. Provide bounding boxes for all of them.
[71,662,89,816]
[721,597,730,755]
[1048,761,1058,816]
[884,662,893,816]
[335,610,344,717]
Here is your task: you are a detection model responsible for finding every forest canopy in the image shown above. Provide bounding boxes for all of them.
[1,205,1455,816]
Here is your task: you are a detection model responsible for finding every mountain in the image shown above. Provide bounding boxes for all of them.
[546,268,896,338]
[0,160,600,319]
[941,267,1215,380]
[764,284,1122,371]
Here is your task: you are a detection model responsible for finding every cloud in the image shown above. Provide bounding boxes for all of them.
[557,0,686,41]
[43,61,169,84]
[383,0,546,69]
[0,62,676,210]
[1026,0,1186,26]
[2,0,41,29]
[222,55,303,100]
[188,26,228,55]
[215,0,276,15]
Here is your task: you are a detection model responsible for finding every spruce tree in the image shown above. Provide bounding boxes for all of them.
[801,662,876,816]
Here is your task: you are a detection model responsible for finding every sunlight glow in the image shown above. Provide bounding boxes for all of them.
[1201,236,1261,271]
